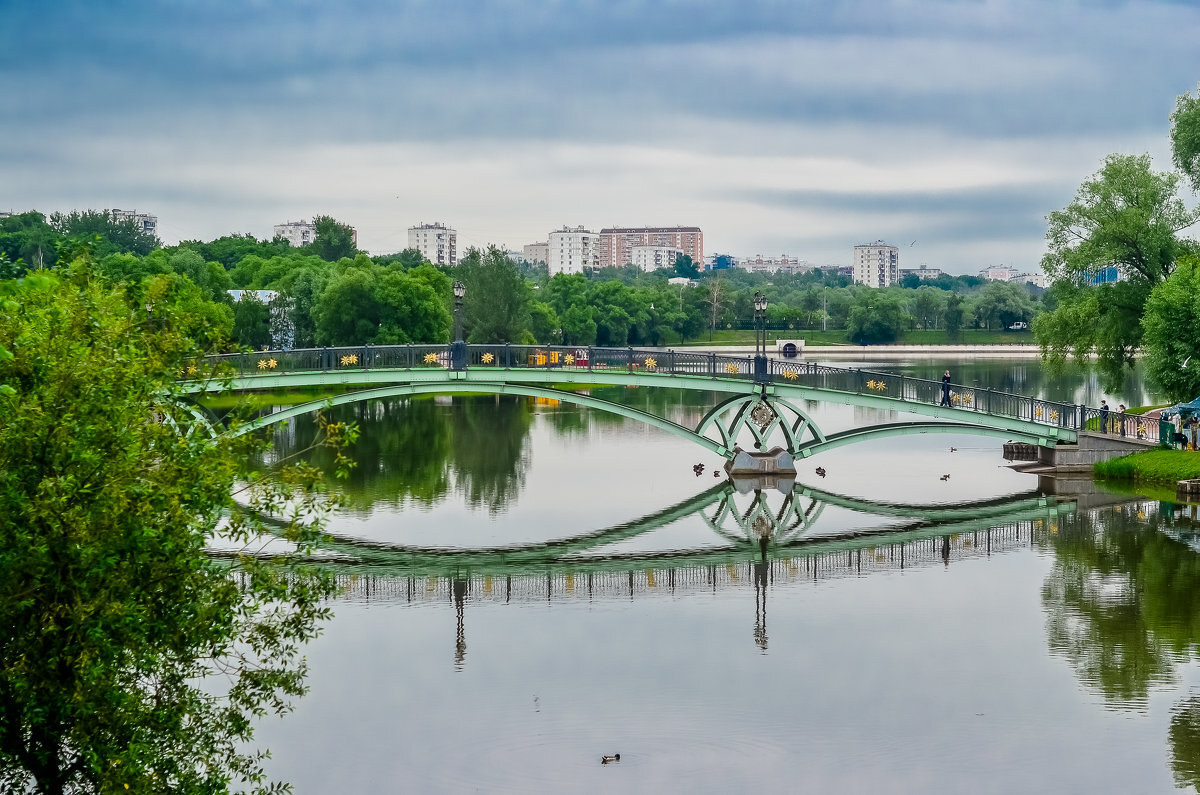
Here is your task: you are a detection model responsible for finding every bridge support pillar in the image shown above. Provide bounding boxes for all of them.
[724,446,797,476]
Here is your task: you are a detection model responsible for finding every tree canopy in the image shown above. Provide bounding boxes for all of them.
[0,266,351,793]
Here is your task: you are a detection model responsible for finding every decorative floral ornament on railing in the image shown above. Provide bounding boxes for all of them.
[866,379,887,391]
[1050,409,1059,421]
[952,393,973,405]
[340,354,359,366]
[644,357,657,369]
[781,368,798,380]
[257,358,277,370]
[724,363,740,374]
[423,353,438,365]
[481,352,495,364]
[563,354,575,365]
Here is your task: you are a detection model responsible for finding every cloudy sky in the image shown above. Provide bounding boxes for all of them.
[3,0,1198,271]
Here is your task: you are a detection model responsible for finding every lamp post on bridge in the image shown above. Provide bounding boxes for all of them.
[753,290,768,383]
[451,280,467,371]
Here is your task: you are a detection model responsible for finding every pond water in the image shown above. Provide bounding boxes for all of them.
[249,358,1200,793]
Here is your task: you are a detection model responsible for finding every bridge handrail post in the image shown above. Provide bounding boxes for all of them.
[857,368,863,394]
[627,347,633,373]
[669,349,675,375]
[899,373,905,402]
[504,343,511,369]
[362,344,369,370]
[709,353,716,376]
[1077,404,1084,431]
[587,347,593,371]
[322,346,329,372]
[407,345,413,369]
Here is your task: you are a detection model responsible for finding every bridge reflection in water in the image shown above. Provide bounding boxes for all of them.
[303,480,1077,667]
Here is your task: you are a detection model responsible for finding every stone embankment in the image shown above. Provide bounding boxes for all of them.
[675,343,1045,359]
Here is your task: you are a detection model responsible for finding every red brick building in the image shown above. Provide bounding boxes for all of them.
[598,227,703,269]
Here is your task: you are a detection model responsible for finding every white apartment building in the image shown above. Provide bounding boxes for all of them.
[110,208,158,238]
[408,222,457,266]
[523,242,549,265]
[631,245,683,272]
[273,220,316,247]
[899,265,945,281]
[979,264,1020,281]
[739,255,813,275]
[547,226,599,275]
[852,241,899,287]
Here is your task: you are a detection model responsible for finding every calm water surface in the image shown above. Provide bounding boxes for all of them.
[251,358,1200,792]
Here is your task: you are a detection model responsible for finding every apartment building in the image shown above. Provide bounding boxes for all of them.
[852,241,899,287]
[408,222,457,266]
[547,226,599,275]
[597,226,702,268]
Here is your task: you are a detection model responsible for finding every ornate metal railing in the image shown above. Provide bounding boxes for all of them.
[202,343,1086,432]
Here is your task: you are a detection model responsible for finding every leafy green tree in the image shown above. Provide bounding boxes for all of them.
[0,211,60,272]
[180,234,294,270]
[674,254,700,279]
[314,269,383,345]
[529,301,561,344]
[1036,152,1199,384]
[909,285,946,329]
[374,269,452,344]
[1172,83,1200,191]
[49,210,160,257]
[972,281,1037,330]
[1141,254,1200,401]
[232,291,273,349]
[846,292,908,344]
[0,266,349,793]
[457,246,532,343]
[561,304,597,345]
[307,215,357,262]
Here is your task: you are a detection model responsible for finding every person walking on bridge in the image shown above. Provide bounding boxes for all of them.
[1099,400,1109,434]
[940,370,953,407]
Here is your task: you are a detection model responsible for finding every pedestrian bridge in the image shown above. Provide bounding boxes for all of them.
[181,343,1083,458]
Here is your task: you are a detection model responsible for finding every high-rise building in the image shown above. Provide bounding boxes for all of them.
[738,255,812,274]
[547,226,599,275]
[598,227,703,269]
[110,208,158,238]
[852,241,899,287]
[408,222,457,266]
[273,220,316,247]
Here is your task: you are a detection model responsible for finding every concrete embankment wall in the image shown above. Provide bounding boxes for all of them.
[1040,433,1157,472]
[675,344,1047,359]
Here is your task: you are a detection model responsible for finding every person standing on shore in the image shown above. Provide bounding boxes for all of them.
[1100,400,1109,434]
[940,370,952,407]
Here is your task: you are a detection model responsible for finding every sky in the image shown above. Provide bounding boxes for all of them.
[2,0,1198,273]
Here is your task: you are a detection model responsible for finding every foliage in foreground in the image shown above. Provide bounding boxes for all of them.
[1093,450,1200,484]
[0,268,353,793]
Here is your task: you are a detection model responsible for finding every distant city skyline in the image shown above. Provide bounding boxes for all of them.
[3,1,1198,274]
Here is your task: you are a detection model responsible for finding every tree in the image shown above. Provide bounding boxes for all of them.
[972,281,1036,330]
[457,247,532,344]
[1172,83,1200,191]
[846,292,908,344]
[49,210,160,257]
[909,285,946,330]
[1141,254,1200,402]
[1036,152,1200,384]
[0,266,351,793]
[308,215,357,262]
[674,254,700,279]
[0,211,60,272]
[561,304,597,346]
[232,291,273,349]
[701,277,731,338]
[314,269,383,345]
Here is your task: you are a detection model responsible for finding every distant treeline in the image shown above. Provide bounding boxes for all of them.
[0,210,1044,349]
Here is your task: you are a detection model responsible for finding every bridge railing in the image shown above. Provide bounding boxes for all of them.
[201,344,1084,432]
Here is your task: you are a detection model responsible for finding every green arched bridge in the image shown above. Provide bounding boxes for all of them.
[182,343,1084,458]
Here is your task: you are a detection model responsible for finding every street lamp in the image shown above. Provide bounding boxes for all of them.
[451,280,466,370]
[753,291,768,382]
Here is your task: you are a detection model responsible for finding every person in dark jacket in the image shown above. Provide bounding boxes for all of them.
[1099,400,1109,433]
[940,370,952,407]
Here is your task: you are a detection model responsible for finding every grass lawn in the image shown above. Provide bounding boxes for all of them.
[1094,449,1200,484]
[673,329,1035,347]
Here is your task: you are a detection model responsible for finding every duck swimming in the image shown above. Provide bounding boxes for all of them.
[601,754,621,764]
